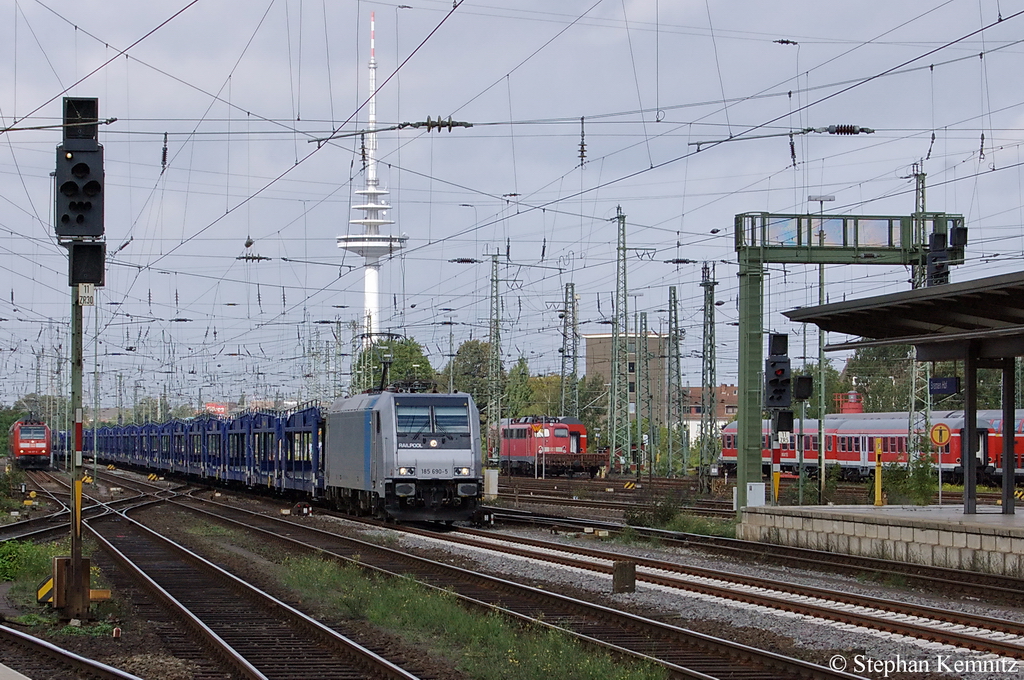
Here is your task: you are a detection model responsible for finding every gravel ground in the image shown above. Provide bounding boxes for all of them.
[7,481,1024,679]
[317,511,1024,680]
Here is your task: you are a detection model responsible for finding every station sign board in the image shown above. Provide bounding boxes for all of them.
[929,377,961,395]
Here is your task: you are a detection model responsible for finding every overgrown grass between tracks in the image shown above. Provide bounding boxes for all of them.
[0,466,28,519]
[0,538,67,583]
[2,538,67,627]
[282,554,666,680]
[2,538,121,628]
[624,498,736,538]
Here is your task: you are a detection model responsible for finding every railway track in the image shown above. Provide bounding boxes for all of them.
[497,487,736,518]
[87,511,421,680]
[0,624,144,680]
[160,494,861,679]
[496,493,736,519]
[0,470,173,543]
[14,470,421,679]
[488,508,1024,605]
[394,525,1024,660]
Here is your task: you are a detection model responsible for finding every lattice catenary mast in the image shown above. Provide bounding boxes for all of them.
[559,282,580,418]
[700,262,718,492]
[609,206,631,471]
[666,286,686,477]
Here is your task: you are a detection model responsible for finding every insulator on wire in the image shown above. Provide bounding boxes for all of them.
[161,132,168,174]
[578,116,586,166]
[827,124,874,135]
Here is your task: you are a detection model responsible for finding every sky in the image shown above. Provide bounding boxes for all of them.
[2,0,1024,411]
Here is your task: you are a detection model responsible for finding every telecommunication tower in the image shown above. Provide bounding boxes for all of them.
[337,13,407,341]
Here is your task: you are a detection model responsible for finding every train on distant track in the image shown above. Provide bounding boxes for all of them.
[8,418,52,470]
[719,409,1024,483]
[498,416,601,477]
[74,388,483,523]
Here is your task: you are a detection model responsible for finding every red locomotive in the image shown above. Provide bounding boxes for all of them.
[9,418,52,470]
[499,416,599,477]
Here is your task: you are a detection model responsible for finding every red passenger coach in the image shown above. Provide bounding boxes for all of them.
[9,418,52,470]
[719,412,995,483]
[499,417,599,477]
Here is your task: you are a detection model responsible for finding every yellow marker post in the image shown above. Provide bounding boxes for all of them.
[874,438,883,506]
[36,575,54,604]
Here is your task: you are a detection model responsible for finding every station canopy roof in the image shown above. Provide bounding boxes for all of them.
[783,270,1024,361]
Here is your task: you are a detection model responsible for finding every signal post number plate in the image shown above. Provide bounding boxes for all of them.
[78,283,95,306]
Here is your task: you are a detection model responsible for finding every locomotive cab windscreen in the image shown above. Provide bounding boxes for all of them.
[395,399,472,447]
[19,425,48,441]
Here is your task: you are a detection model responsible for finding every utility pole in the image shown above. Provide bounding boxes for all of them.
[609,206,631,474]
[487,253,502,463]
[700,262,718,493]
[666,286,685,477]
[559,282,580,418]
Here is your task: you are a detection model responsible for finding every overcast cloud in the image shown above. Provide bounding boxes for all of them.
[2,0,1023,408]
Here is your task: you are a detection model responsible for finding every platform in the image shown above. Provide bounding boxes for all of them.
[0,664,31,680]
[737,504,1024,577]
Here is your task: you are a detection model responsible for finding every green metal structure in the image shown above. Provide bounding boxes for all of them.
[487,253,502,460]
[609,206,631,471]
[733,211,965,511]
[560,282,579,418]
[666,286,685,477]
[639,311,655,476]
[700,262,718,492]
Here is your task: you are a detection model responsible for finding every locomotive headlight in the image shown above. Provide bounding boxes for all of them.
[429,439,438,448]
[398,466,416,476]
[454,467,471,476]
